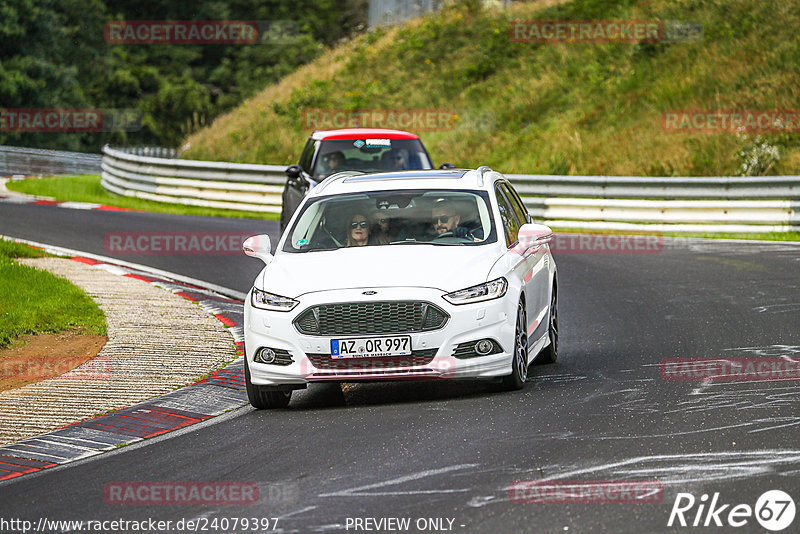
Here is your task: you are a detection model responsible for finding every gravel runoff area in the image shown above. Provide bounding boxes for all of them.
[0,257,238,445]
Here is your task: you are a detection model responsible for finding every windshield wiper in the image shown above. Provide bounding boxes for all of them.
[389,239,425,245]
[389,240,465,246]
[296,246,340,252]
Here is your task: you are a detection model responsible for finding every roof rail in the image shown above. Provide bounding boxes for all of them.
[314,170,364,194]
[475,166,492,186]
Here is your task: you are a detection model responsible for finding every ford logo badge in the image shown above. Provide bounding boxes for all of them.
[362,291,377,295]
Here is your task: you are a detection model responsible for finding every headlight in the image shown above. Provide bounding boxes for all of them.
[251,287,298,311]
[443,277,508,305]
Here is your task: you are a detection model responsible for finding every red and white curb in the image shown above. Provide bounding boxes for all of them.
[0,195,139,213]
[0,237,249,484]
[0,177,139,213]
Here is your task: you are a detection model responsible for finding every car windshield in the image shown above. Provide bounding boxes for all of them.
[283,189,497,252]
[311,139,432,179]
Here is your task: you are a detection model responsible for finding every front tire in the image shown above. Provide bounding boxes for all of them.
[244,356,292,409]
[502,299,528,390]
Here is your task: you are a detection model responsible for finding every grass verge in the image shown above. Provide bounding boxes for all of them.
[0,240,107,348]
[6,175,279,220]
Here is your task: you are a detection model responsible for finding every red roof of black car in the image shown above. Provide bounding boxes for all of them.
[310,128,420,140]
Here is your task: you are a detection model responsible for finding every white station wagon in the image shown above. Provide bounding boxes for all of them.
[243,167,558,408]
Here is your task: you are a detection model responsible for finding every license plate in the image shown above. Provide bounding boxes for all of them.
[331,336,412,359]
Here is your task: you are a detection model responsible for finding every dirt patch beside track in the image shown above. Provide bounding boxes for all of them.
[0,329,107,392]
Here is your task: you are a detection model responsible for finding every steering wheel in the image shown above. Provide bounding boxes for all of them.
[434,231,454,239]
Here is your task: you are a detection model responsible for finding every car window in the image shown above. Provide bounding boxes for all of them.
[495,185,520,247]
[310,139,432,179]
[500,183,530,226]
[283,189,496,252]
[298,139,317,174]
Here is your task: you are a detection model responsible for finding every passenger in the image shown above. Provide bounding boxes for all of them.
[371,212,391,245]
[346,213,371,247]
[393,150,408,170]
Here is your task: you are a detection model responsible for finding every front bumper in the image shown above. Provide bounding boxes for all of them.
[244,286,517,385]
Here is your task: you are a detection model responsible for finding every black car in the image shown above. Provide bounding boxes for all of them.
[280,128,452,231]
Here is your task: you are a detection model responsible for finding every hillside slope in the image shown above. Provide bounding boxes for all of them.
[183,0,800,176]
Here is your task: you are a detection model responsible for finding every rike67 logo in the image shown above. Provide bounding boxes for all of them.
[668,490,795,531]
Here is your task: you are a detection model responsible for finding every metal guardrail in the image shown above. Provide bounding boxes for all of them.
[0,145,102,176]
[101,145,286,213]
[506,174,800,200]
[525,198,800,233]
[3,143,795,231]
[96,146,796,231]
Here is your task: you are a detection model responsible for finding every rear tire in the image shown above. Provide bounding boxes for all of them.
[244,356,292,409]
[537,282,558,365]
[502,299,528,391]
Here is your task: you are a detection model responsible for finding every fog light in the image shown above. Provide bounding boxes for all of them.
[475,340,494,355]
[255,347,276,364]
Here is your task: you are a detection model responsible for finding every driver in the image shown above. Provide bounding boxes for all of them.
[431,201,479,240]
[381,150,407,171]
[325,151,345,173]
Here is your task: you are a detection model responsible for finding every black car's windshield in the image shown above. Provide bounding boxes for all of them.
[283,189,497,252]
[312,139,432,179]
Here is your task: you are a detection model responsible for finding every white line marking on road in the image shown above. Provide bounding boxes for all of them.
[318,464,477,497]
[280,506,317,518]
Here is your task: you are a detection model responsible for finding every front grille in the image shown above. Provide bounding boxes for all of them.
[307,349,437,370]
[294,301,448,336]
[452,340,503,359]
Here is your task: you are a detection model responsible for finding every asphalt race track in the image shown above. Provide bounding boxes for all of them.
[1,202,799,533]
[0,202,272,293]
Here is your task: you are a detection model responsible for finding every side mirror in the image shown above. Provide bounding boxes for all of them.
[439,162,455,169]
[285,164,302,181]
[243,234,273,265]
[514,223,553,254]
